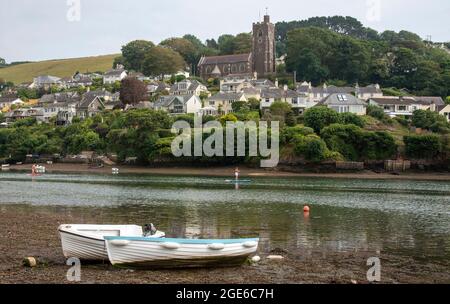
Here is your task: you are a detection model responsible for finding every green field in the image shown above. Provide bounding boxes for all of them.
[0,54,119,84]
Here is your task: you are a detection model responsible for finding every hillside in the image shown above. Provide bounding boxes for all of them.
[0,54,119,84]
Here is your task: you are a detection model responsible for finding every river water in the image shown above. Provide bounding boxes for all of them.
[0,172,449,263]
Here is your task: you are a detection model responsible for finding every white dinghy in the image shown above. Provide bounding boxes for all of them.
[59,224,165,261]
[104,236,260,269]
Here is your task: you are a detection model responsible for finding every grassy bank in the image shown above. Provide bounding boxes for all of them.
[0,54,119,84]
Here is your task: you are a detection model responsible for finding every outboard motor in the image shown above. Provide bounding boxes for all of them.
[144,223,157,236]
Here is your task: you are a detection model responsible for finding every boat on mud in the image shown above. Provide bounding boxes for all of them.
[104,236,260,269]
[59,224,165,261]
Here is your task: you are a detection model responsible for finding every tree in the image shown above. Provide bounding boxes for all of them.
[338,112,365,127]
[121,40,155,71]
[142,46,186,77]
[219,113,238,126]
[303,106,340,133]
[0,58,6,67]
[120,77,148,105]
[446,97,450,105]
[160,38,198,67]
[218,35,236,55]
[234,33,252,54]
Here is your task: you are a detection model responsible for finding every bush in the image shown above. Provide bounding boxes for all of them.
[321,124,397,161]
[412,110,450,133]
[404,134,442,159]
[304,106,340,133]
[366,105,389,122]
[281,126,314,144]
[338,112,365,127]
[294,134,329,162]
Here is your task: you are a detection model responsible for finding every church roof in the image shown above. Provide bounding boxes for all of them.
[198,53,252,66]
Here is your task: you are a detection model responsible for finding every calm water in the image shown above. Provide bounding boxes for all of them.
[1,172,449,262]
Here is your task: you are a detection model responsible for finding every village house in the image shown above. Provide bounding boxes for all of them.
[103,66,127,84]
[316,93,367,115]
[0,95,24,111]
[437,104,450,121]
[260,86,306,113]
[31,75,63,89]
[368,96,445,117]
[5,108,44,123]
[147,81,170,96]
[76,94,105,119]
[208,92,248,114]
[297,82,383,103]
[153,95,201,115]
[170,79,209,97]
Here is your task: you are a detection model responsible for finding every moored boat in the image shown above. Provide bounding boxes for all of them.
[104,236,260,269]
[59,224,165,261]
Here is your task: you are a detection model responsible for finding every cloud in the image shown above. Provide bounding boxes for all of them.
[0,0,449,62]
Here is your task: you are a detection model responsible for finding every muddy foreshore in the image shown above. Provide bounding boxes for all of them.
[0,206,448,284]
[6,163,450,181]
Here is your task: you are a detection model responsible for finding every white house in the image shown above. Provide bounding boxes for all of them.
[437,104,450,122]
[260,86,308,114]
[31,75,63,89]
[368,96,445,117]
[317,93,367,115]
[170,80,209,97]
[0,96,24,110]
[103,68,127,84]
[153,94,201,115]
[297,82,383,103]
[208,92,248,114]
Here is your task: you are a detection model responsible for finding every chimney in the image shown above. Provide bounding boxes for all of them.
[275,78,279,88]
[283,85,288,92]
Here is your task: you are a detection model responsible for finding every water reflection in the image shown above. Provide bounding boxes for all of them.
[0,172,449,263]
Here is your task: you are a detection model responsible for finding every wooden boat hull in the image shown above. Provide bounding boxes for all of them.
[105,237,260,269]
[59,225,165,261]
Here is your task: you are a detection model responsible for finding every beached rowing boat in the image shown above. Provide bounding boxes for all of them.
[104,236,259,269]
[59,224,165,261]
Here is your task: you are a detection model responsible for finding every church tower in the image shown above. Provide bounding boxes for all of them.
[252,14,276,77]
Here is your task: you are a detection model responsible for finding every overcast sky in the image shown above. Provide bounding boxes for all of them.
[1,0,449,62]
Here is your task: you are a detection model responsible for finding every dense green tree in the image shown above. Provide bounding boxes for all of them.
[121,40,155,71]
[142,46,186,77]
[404,134,442,159]
[160,38,198,67]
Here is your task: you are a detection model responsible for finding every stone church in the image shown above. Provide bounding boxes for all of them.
[198,15,276,80]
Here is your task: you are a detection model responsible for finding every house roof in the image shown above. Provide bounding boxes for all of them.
[39,92,81,104]
[78,95,103,108]
[318,93,367,106]
[198,53,252,66]
[34,75,61,84]
[414,96,445,106]
[297,83,382,95]
[261,88,299,99]
[154,94,196,108]
[209,92,245,101]
[170,80,205,92]
[104,69,126,77]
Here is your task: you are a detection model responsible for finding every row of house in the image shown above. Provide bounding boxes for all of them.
[150,75,449,121]
[3,89,122,125]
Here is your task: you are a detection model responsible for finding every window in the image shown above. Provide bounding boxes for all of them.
[337,94,348,102]
[292,98,298,105]
[265,98,270,103]
[398,106,407,111]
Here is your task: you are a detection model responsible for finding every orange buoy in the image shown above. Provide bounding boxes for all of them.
[303,206,310,213]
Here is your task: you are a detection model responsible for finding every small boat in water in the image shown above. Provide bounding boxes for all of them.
[59,224,165,261]
[104,236,260,269]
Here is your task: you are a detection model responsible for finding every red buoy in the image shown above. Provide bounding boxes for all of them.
[303,206,310,213]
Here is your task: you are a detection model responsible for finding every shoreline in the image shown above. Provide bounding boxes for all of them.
[4,163,450,181]
[1,205,448,284]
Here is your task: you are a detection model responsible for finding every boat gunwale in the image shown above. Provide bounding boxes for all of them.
[105,236,260,245]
